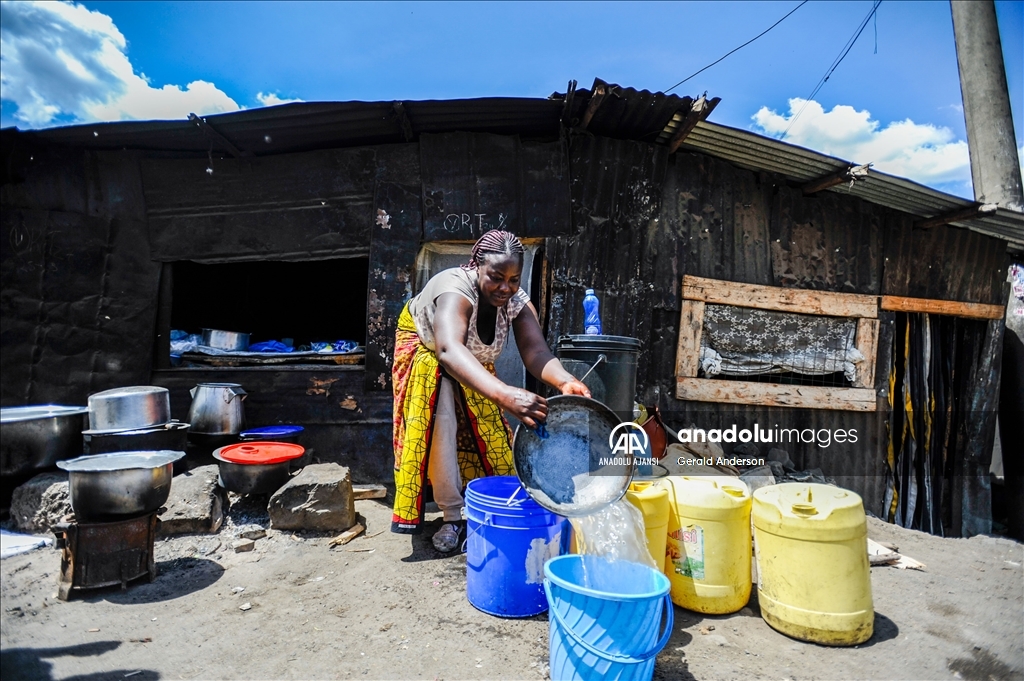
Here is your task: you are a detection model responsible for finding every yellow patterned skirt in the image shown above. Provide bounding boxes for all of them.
[391,304,514,533]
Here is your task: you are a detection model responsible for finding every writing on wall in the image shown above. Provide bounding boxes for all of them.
[442,212,511,235]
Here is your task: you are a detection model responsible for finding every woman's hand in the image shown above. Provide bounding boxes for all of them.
[498,386,548,429]
[559,378,592,398]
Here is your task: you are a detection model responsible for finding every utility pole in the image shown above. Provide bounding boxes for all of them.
[951,0,1024,539]
[950,0,1023,211]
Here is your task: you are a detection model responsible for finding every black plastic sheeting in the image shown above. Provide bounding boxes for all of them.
[1,150,160,405]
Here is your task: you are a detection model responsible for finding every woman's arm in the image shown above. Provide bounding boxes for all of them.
[433,293,549,427]
[513,302,591,397]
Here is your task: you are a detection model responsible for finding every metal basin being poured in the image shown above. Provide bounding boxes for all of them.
[512,395,633,517]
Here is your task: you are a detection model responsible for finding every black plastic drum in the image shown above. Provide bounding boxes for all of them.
[554,335,641,421]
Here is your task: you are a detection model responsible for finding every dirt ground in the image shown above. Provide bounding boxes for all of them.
[1,491,1022,681]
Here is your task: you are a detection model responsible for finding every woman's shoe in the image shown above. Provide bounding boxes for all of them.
[432,521,464,553]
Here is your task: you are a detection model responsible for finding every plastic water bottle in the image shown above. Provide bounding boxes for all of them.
[583,289,602,335]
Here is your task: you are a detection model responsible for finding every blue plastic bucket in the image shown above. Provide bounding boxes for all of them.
[544,555,673,681]
[465,475,568,618]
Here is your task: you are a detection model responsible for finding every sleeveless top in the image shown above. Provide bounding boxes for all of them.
[406,267,531,364]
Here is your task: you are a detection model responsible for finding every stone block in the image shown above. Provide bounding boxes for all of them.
[232,538,255,553]
[158,465,226,535]
[269,463,355,532]
[10,472,72,533]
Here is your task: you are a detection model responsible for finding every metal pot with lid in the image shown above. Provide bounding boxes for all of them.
[57,450,185,521]
[213,442,304,495]
[87,386,171,433]
[187,383,247,436]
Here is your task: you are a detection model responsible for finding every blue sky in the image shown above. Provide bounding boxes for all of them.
[1,1,1021,198]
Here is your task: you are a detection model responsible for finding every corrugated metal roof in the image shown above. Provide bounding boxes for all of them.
[6,98,564,155]
[682,121,1024,249]
[5,87,1021,249]
[567,83,691,144]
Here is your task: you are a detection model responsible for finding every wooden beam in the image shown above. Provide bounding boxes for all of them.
[853,318,880,389]
[801,163,871,195]
[682,275,878,318]
[914,203,997,230]
[676,377,877,412]
[189,113,247,158]
[579,79,611,130]
[668,95,721,154]
[880,295,1005,320]
[675,300,705,378]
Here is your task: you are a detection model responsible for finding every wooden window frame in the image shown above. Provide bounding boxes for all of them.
[674,276,880,412]
[674,276,1005,412]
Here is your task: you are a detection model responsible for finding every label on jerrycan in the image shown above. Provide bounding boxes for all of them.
[669,524,705,580]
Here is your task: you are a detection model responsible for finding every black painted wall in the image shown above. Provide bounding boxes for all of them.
[0,130,1010,521]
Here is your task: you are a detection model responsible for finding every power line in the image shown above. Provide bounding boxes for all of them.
[665,1,809,94]
[783,0,883,135]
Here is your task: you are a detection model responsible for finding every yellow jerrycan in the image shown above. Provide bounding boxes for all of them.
[663,476,752,614]
[624,480,670,568]
[753,483,873,645]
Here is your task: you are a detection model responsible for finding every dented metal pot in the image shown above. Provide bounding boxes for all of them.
[187,383,247,436]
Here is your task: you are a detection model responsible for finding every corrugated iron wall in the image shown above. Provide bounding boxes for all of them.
[545,135,668,389]
[545,135,1009,517]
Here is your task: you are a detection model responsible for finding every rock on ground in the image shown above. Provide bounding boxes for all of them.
[10,472,71,533]
[268,463,355,532]
[158,465,226,535]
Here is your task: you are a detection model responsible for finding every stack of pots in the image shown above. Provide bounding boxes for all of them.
[186,383,248,464]
[84,387,189,474]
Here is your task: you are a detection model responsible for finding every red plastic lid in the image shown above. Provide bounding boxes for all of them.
[218,442,304,465]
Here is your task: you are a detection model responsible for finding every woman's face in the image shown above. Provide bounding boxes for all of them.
[476,254,523,307]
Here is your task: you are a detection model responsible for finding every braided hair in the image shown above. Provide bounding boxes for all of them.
[461,230,525,270]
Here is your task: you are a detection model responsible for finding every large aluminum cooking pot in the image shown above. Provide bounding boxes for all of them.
[512,395,633,517]
[84,422,190,475]
[88,386,171,433]
[201,328,249,351]
[187,383,247,435]
[57,450,185,521]
[0,406,89,476]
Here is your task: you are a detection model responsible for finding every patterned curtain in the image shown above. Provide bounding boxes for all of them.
[699,305,862,381]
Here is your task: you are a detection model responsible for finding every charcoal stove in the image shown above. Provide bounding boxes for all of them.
[52,512,160,600]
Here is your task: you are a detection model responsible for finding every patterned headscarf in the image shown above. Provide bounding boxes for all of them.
[461,230,525,270]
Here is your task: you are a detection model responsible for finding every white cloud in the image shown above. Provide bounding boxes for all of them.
[256,92,304,107]
[0,0,240,127]
[1019,144,1023,186]
[751,98,971,190]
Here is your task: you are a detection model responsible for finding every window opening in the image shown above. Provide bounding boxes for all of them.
[168,257,368,366]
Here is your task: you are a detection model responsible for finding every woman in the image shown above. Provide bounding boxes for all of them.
[391,230,590,551]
